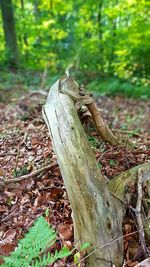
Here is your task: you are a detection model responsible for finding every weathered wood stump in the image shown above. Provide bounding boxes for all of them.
[43,76,150,266]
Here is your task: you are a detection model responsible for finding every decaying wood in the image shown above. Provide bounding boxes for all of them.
[0,162,57,187]
[136,169,149,256]
[43,76,150,266]
[135,257,150,267]
[86,101,119,145]
[43,77,123,267]
[109,163,150,240]
[59,76,120,146]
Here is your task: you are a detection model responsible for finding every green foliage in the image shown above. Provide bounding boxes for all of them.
[0,0,149,98]
[1,216,71,267]
[97,162,102,170]
[87,77,150,99]
[109,159,117,167]
[13,165,29,177]
[88,135,101,148]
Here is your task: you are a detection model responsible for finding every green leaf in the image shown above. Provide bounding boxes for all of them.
[80,242,90,251]
[109,160,116,166]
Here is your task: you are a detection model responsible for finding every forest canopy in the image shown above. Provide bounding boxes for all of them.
[0,0,150,97]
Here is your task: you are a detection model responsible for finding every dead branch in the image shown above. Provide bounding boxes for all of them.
[0,162,57,187]
[112,129,147,138]
[86,101,119,146]
[136,168,150,257]
[40,64,49,89]
[59,78,120,146]
[135,257,150,267]
[70,227,150,267]
[43,77,123,267]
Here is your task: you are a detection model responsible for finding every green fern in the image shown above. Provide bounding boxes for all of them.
[1,216,71,267]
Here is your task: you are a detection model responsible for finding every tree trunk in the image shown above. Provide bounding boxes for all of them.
[20,0,28,46]
[109,163,150,240]
[43,77,150,266]
[0,0,19,67]
[97,0,104,72]
[43,77,123,267]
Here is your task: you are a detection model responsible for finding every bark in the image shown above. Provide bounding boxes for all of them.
[33,0,40,20]
[43,77,123,267]
[109,163,150,240]
[20,0,28,46]
[97,0,104,72]
[0,0,19,67]
[86,101,119,145]
[43,77,150,266]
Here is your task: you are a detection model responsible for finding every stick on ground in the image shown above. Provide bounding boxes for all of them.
[0,162,57,187]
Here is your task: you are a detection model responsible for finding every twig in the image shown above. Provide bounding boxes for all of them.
[23,123,35,143]
[97,148,113,162]
[112,173,150,257]
[136,168,150,257]
[0,162,57,186]
[112,129,149,139]
[0,205,19,223]
[15,145,20,170]
[111,193,141,215]
[70,227,150,267]
[40,64,49,89]
[135,257,150,267]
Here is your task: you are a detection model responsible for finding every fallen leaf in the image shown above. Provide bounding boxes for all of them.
[58,223,73,241]
[0,243,15,256]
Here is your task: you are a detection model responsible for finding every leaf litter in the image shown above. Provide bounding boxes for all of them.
[0,94,150,266]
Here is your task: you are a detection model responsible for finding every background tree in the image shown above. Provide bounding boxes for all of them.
[0,0,19,67]
[0,0,149,96]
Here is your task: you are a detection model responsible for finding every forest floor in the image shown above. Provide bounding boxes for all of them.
[0,90,150,266]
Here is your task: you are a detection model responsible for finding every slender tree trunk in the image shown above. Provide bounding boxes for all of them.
[49,0,53,13]
[97,0,104,72]
[108,0,118,73]
[108,18,117,73]
[20,0,28,46]
[0,0,19,67]
[33,0,40,21]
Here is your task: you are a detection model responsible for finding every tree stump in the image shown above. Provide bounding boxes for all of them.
[43,76,150,266]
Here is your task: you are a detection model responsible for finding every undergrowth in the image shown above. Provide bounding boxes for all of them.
[0,216,71,267]
[87,77,150,99]
[0,215,90,267]
[0,70,149,100]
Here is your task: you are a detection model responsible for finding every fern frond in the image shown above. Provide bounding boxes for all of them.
[2,216,57,267]
[32,246,71,267]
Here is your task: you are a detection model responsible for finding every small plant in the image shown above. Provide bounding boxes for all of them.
[1,216,90,267]
[88,136,101,148]
[97,162,102,170]
[1,216,71,267]
[109,159,117,167]
[13,165,30,177]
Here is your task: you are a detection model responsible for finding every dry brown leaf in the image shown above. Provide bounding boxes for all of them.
[58,223,73,241]
[0,243,15,256]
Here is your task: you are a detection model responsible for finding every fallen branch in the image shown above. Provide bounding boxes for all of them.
[112,129,146,138]
[86,101,119,145]
[0,162,57,186]
[70,227,150,267]
[43,77,123,267]
[135,257,150,267]
[59,77,120,146]
[136,168,150,257]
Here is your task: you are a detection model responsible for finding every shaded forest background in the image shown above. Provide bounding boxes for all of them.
[0,0,150,98]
